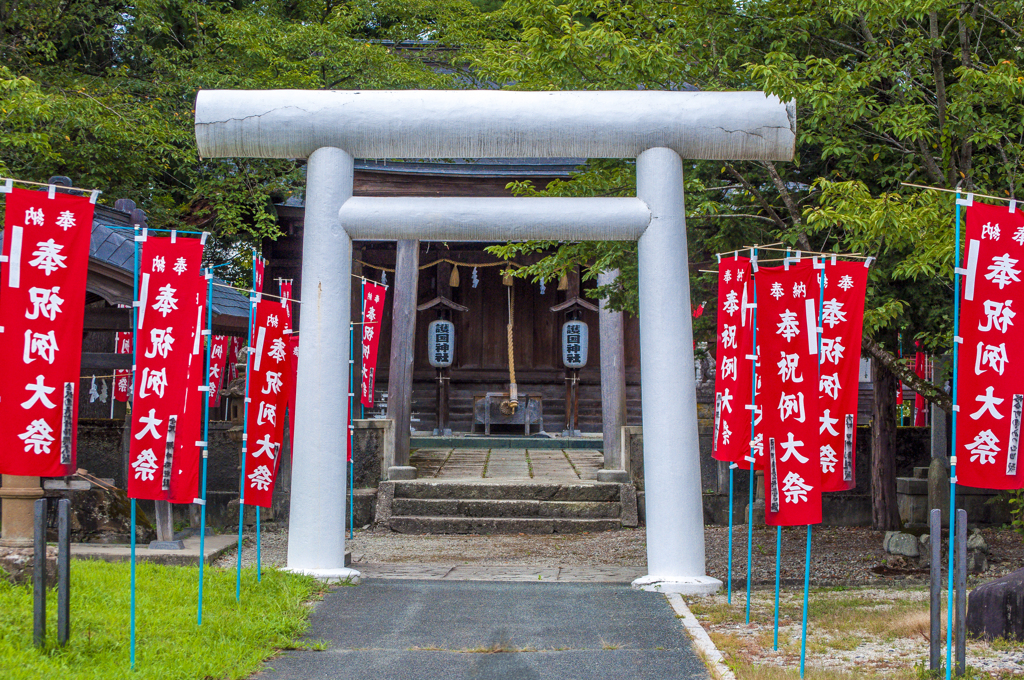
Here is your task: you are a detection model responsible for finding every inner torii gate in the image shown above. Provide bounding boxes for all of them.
[195,89,795,594]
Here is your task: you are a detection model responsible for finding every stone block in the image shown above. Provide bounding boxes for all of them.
[352,488,377,527]
[967,567,1024,641]
[621,426,644,491]
[928,457,950,524]
[352,419,391,487]
[884,531,920,557]
[374,482,395,528]
[619,483,639,527]
[968,549,988,574]
[967,529,989,554]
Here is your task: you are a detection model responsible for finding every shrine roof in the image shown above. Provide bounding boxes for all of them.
[89,206,250,326]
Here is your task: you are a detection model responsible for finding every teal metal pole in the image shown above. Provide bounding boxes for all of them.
[130,499,136,669]
[237,250,258,602]
[745,247,759,624]
[773,525,781,650]
[198,267,214,624]
[349,315,355,541]
[947,193,964,680]
[129,223,141,668]
[727,465,734,604]
[800,524,812,678]
[256,507,261,582]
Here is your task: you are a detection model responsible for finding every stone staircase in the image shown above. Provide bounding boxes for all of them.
[376,480,639,534]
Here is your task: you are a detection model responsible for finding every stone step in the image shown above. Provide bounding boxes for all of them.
[388,516,623,535]
[393,481,621,502]
[391,498,621,519]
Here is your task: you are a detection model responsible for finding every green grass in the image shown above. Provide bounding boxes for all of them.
[0,560,327,679]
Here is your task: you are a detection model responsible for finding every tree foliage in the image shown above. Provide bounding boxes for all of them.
[474,0,1024,397]
[0,0,490,272]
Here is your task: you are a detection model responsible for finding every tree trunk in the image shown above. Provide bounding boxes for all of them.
[871,359,902,530]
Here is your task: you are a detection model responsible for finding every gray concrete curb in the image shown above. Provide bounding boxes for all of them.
[666,593,737,680]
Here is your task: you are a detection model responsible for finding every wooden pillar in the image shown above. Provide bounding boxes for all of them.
[597,270,630,483]
[385,240,419,480]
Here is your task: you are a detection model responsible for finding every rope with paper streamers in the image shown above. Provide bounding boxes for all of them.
[355,257,520,273]
[501,283,519,415]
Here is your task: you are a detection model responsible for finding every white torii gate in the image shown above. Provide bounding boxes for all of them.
[195,89,795,594]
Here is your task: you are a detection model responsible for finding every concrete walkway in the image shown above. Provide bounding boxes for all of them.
[352,563,646,583]
[255,580,710,680]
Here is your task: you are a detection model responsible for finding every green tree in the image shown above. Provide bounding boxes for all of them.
[475,0,1024,528]
[0,0,492,273]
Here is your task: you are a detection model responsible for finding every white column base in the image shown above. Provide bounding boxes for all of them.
[631,574,722,596]
[283,567,362,584]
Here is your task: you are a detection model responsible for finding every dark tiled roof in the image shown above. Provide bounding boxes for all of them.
[90,210,249,321]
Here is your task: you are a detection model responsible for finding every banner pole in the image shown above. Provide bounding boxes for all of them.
[256,507,261,582]
[745,246,759,624]
[198,269,214,624]
[130,499,137,669]
[727,465,734,604]
[349,317,355,541]
[129,222,141,669]
[773,525,781,650]
[237,249,257,602]
[800,523,812,678]
[947,192,965,680]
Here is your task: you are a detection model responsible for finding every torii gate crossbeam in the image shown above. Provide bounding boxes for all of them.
[195,89,795,594]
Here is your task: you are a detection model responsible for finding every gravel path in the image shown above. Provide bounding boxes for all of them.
[214,523,1024,587]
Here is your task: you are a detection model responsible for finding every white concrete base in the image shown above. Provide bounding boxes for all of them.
[283,567,362,584]
[631,574,722,596]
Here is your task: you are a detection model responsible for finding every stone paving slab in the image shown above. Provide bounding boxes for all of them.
[71,534,236,566]
[352,562,647,583]
[253,580,710,680]
[485,448,531,478]
[526,449,580,481]
[409,448,453,477]
[565,449,604,480]
[413,448,608,482]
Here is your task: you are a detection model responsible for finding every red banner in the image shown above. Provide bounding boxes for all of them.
[227,336,242,384]
[127,236,206,501]
[169,278,207,505]
[360,281,386,408]
[914,349,927,426]
[756,261,822,526]
[254,257,265,294]
[242,293,292,507]
[288,334,299,456]
[207,335,230,407]
[279,282,298,455]
[712,255,755,468]
[114,331,133,402]
[955,202,1024,490]
[818,260,868,492]
[0,188,95,476]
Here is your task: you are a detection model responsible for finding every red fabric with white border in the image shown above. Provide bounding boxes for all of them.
[819,260,868,492]
[955,202,1024,490]
[755,261,823,526]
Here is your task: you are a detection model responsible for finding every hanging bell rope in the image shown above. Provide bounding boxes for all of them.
[501,283,519,416]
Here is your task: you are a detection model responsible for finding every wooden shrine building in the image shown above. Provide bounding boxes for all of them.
[263,159,646,435]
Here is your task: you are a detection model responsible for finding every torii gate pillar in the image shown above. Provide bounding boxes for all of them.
[285,146,360,581]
